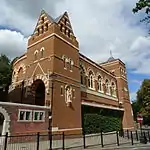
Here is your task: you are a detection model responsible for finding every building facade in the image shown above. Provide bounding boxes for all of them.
[0,10,134,136]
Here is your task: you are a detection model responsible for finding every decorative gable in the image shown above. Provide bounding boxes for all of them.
[57,12,74,39]
[33,10,53,36]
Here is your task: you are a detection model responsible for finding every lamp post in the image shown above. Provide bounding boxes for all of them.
[48,73,58,150]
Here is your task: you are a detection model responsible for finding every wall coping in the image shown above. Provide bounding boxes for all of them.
[0,102,50,109]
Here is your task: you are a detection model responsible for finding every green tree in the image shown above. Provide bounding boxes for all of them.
[133,0,150,23]
[0,54,12,87]
[136,79,150,116]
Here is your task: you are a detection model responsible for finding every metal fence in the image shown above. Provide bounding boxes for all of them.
[0,129,150,150]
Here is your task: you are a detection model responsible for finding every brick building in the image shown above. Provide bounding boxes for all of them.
[0,10,134,136]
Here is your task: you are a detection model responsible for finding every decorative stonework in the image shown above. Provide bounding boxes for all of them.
[0,107,10,135]
[65,85,72,107]
[25,74,49,94]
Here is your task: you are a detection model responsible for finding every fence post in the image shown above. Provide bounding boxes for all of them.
[130,131,133,145]
[62,132,65,150]
[148,131,150,142]
[4,132,8,150]
[100,130,104,148]
[83,131,86,149]
[116,131,119,146]
[136,130,138,141]
[36,132,40,150]
[127,130,129,139]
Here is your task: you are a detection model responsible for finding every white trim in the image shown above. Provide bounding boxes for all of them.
[82,101,124,111]
[28,33,79,51]
[116,77,127,82]
[81,87,118,101]
[13,55,27,66]
[33,110,45,122]
[123,127,134,130]
[0,102,50,109]
[0,107,10,136]
[57,128,82,132]
[34,50,38,55]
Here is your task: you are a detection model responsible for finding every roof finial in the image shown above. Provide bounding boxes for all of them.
[110,50,113,58]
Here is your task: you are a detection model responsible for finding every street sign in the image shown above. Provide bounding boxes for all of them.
[137,114,143,123]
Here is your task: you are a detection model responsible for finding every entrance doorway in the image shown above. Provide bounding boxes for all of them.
[32,79,45,106]
[0,113,4,136]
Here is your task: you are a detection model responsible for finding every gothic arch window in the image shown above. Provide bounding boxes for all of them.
[105,79,110,94]
[69,59,73,71]
[37,28,40,36]
[111,82,116,97]
[40,47,44,58]
[97,75,102,92]
[41,16,44,23]
[45,23,48,31]
[62,55,67,69]
[60,24,63,32]
[41,26,44,34]
[80,64,86,85]
[34,50,38,61]
[88,70,94,89]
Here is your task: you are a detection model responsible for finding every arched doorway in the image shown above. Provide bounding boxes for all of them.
[32,79,45,106]
[0,113,4,136]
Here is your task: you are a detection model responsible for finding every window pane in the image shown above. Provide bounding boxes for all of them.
[26,112,31,120]
[19,111,25,120]
[34,112,39,120]
[39,112,44,120]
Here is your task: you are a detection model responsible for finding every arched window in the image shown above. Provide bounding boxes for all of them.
[37,28,40,36]
[98,76,102,91]
[60,24,63,32]
[41,26,44,34]
[69,59,73,71]
[111,82,116,97]
[105,79,110,94]
[88,71,94,89]
[45,23,48,31]
[62,55,66,69]
[34,51,38,61]
[40,48,44,58]
[41,17,44,23]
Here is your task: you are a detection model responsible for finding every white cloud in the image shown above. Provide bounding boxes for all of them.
[130,91,137,101]
[0,0,150,74]
[0,30,27,59]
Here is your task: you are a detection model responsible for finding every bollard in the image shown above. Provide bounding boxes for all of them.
[36,132,40,150]
[116,131,119,146]
[83,131,86,149]
[136,130,139,141]
[100,130,104,148]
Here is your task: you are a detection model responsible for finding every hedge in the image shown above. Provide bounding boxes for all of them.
[82,106,123,134]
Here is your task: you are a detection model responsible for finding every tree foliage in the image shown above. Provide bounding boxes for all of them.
[133,0,150,24]
[0,54,12,86]
[132,79,150,124]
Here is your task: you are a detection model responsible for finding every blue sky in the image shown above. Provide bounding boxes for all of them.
[0,0,150,101]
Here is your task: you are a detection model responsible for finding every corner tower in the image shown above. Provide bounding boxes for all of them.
[100,58,134,130]
[26,10,81,132]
